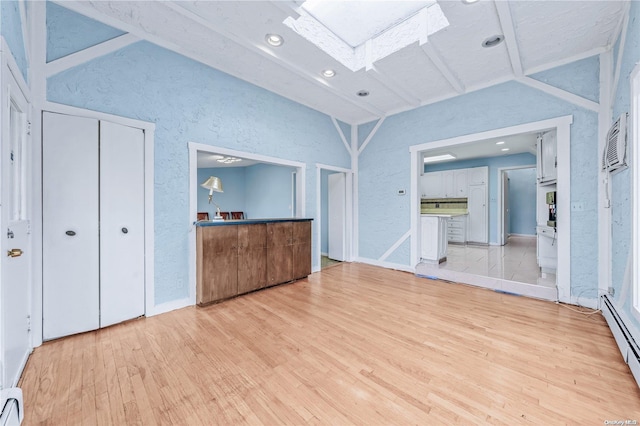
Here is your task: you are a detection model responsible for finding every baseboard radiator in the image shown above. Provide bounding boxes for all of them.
[602,295,640,388]
[0,387,23,425]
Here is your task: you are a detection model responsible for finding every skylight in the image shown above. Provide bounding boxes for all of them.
[302,0,433,48]
[284,0,449,72]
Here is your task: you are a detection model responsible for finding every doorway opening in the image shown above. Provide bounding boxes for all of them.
[410,116,572,303]
[316,164,352,271]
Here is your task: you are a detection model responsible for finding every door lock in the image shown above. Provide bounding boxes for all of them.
[7,248,23,257]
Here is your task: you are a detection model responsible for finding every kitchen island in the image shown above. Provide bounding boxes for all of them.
[196,218,312,305]
[420,212,468,263]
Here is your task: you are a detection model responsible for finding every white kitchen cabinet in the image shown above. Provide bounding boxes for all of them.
[467,184,488,244]
[537,131,557,185]
[43,112,146,340]
[453,169,468,197]
[447,215,467,243]
[421,215,448,262]
[442,171,454,197]
[537,226,557,272]
[468,166,488,185]
[421,172,443,198]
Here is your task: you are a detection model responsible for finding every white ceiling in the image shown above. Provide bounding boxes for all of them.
[422,131,539,164]
[61,0,626,124]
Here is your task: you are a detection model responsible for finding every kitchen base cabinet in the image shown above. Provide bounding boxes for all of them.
[421,216,448,263]
[197,219,312,305]
[238,224,267,294]
[293,221,312,279]
[197,226,238,304]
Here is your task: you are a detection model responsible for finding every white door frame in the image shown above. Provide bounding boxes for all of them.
[316,164,353,270]
[409,115,573,303]
[33,101,155,347]
[1,40,32,388]
[188,142,306,305]
[497,165,536,245]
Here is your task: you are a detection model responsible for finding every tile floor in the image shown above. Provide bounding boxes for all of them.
[436,235,556,288]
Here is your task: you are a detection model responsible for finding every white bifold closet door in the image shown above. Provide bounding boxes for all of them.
[42,112,144,340]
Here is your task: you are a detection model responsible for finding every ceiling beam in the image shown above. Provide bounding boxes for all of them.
[518,76,599,112]
[494,1,524,77]
[420,42,464,94]
[163,1,386,118]
[331,117,352,156]
[46,33,139,77]
[366,65,422,108]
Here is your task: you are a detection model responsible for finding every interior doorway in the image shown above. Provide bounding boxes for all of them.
[410,116,572,303]
[317,165,352,270]
[498,165,537,246]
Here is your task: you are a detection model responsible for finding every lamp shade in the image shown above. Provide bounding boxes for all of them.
[200,176,224,193]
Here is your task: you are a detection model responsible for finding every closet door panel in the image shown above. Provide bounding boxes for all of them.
[99,121,145,327]
[42,112,100,340]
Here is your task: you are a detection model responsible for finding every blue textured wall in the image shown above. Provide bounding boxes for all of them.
[46,1,125,63]
[530,56,600,103]
[359,76,599,298]
[424,153,536,243]
[611,2,640,329]
[47,33,348,304]
[506,168,537,236]
[197,167,246,218]
[1,0,28,82]
[244,163,295,219]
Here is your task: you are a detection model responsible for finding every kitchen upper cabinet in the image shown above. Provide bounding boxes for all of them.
[421,172,443,198]
[468,166,488,185]
[442,171,454,198]
[454,169,468,197]
[537,131,557,185]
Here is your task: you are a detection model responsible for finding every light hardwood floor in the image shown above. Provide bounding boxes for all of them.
[20,263,640,424]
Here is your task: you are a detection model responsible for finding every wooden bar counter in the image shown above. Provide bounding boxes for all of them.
[196,218,312,305]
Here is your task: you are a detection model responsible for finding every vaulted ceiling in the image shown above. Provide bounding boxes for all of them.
[58,1,626,124]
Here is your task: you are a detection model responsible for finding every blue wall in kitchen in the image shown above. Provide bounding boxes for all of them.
[424,153,536,244]
[506,167,537,236]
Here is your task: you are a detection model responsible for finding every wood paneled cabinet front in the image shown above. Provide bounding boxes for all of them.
[197,220,311,305]
[197,225,238,305]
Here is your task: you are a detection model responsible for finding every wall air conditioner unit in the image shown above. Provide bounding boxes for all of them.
[602,113,628,173]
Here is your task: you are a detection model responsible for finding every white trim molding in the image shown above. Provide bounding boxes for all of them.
[358,117,386,155]
[518,76,600,112]
[409,115,573,304]
[331,117,352,156]
[45,33,139,77]
[379,229,411,262]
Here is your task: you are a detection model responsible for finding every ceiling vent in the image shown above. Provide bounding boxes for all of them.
[602,113,628,173]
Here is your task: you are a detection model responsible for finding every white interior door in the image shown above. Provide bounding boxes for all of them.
[99,121,145,327]
[468,184,487,243]
[500,172,510,245]
[43,112,100,340]
[328,172,345,261]
[1,71,32,389]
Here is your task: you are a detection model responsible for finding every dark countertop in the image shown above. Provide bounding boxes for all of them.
[195,218,313,226]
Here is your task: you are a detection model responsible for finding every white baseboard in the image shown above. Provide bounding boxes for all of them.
[355,257,415,273]
[147,297,192,317]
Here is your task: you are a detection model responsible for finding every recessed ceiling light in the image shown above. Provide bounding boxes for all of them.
[356,90,370,97]
[495,141,505,145]
[265,34,284,47]
[501,148,510,152]
[321,69,336,78]
[210,154,224,160]
[424,154,456,163]
[462,0,480,4]
[482,35,504,48]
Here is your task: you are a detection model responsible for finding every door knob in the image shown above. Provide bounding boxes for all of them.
[7,248,23,257]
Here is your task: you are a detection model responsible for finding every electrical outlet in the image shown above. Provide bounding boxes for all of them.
[397,189,406,195]
[571,202,584,211]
